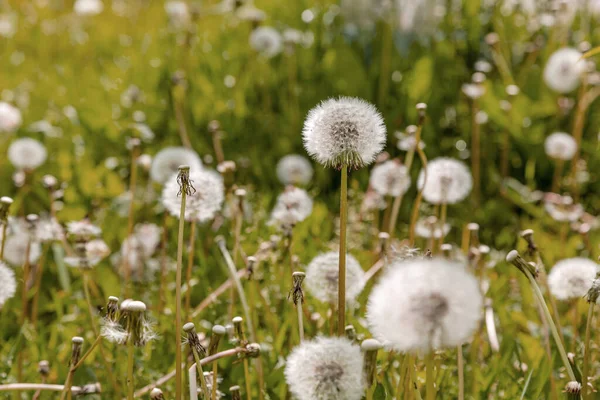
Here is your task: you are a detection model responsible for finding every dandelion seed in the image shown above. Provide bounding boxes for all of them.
[544,132,577,161]
[544,48,585,93]
[276,155,314,186]
[0,262,16,306]
[305,252,366,306]
[369,159,411,197]
[0,102,22,133]
[285,336,364,400]
[418,157,473,205]
[101,319,129,345]
[249,27,283,58]
[161,169,224,222]
[8,138,47,170]
[367,258,482,352]
[150,147,203,185]
[302,97,386,169]
[269,186,313,229]
[548,258,598,300]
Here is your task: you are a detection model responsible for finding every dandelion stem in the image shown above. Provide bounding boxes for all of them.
[0,384,95,394]
[173,92,192,149]
[157,212,169,313]
[243,358,252,400]
[524,268,577,382]
[583,303,594,399]
[457,346,464,400]
[437,202,448,251]
[31,243,50,327]
[127,338,135,400]
[377,19,392,109]
[184,220,197,319]
[471,99,481,205]
[387,194,404,238]
[409,125,427,246]
[296,300,304,342]
[175,178,188,400]
[124,141,140,293]
[190,347,211,399]
[211,362,218,400]
[338,165,348,336]
[73,335,102,370]
[0,222,7,261]
[551,159,564,193]
[425,352,435,400]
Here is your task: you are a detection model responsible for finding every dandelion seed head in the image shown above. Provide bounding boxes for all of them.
[369,160,411,197]
[269,186,313,229]
[249,27,283,58]
[276,155,314,186]
[548,258,598,300]
[544,132,577,161]
[285,336,364,400]
[66,220,101,239]
[236,3,266,22]
[415,218,451,239]
[0,230,41,267]
[418,157,472,204]
[544,48,585,93]
[101,319,128,345]
[150,147,203,185]
[8,138,47,170]
[165,1,190,25]
[0,102,22,133]
[305,252,366,305]
[367,258,482,352]
[303,97,386,169]
[35,216,64,242]
[0,262,17,306]
[161,169,224,222]
[461,83,485,99]
[86,239,110,262]
[74,0,104,16]
[544,194,584,222]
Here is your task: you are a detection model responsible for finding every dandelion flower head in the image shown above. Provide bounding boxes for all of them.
[249,26,283,58]
[417,157,472,204]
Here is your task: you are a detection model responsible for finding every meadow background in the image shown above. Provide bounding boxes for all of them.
[1,0,600,399]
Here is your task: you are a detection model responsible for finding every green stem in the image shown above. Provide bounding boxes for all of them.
[457,345,464,400]
[338,166,348,336]
[72,335,102,370]
[471,100,481,205]
[211,362,218,400]
[191,347,211,399]
[243,358,252,400]
[583,303,594,399]
[409,125,427,246]
[426,352,435,400]
[175,189,188,400]
[127,339,135,400]
[524,269,577,382]
[437,202,448,252]
[297,301,304,342]
[387,194,404,238]
[31,243,50,327]
[184,220,197,320]
[0,222,7,261]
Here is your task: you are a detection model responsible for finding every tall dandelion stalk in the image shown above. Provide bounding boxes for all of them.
[583,273,600,399]
[302,97,386,335]
[59,337,83,400]
[175,165,194,400]
[0,197,13,261]
[289,272,306,342]
[123,137,140,295]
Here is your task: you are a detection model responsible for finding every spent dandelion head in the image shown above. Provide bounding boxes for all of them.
[183,322,206,357]
[585,272,600,304]
[162,169,224,222]
[106,296,119,322]
[8,138,47,171]
[548,258,598,300]
[305,251,366,306]
[361,338,382,387]
[302,97,386,170]
[0,196,13,223]
[367,258,482,353]
[150,388,165,400]
[285,336,364,400]
[506,250,539,278]
[122,300,156,346]
[69,337,84,366]
[289,271,306,306]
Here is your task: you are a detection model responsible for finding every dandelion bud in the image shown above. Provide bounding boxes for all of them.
[378,232,390,255]
[520,229,537,254]
[208,325,226,355]
[106,296,119,322]
[232,316,245,344]
[290,272,305,306]
[564,381,581,398]
[38,360,50,377]
[150,388,165,400]
[345,324,357,342]
[26,214,39,233]
[0,196,13,223]
[230,385,241,400]
[245,343,261,358]
[506,250,538,278]
[416,102,427,124]
[234,188,247,198]
[183,322,206,357]
[69,337,84,366]
[361,338,382,387]
[468,223,480,245]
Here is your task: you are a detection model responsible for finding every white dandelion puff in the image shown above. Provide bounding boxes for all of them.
[66,220,102,239]
[544,132,577,161]
[543,48,586,94]
[0,102,22,133]
[150,147,203,185]
[236,3,266,22]
[305,252,366,305]
[285,336,364,400]
[161,169,225,222]
[1,231,41,267]
[165,1,190,26]
[86,239,110,262]
[544,194,584,223]
[74,0,104,16]
[276,155,314,186]
[367,258,482,352]
[418,157,472,205]
[548,258,598,301]
[0,262,17,306]
[269,186,313,228]
[249,27,283,58]
[369,160,411,197]
[461,83,485,99]
[36,216,64,243]
[302,97,386,169]
[395,129,425,152]
[414,218,450,239]
[8,138,47,170]
[101,319,128,345]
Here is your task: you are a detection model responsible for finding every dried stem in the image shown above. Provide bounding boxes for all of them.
[0,384,97,394]
[471,99,481,205]
[123,141,140,293]
[127,337,135,400]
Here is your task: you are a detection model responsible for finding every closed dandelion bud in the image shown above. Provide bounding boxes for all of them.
[183,322,206,357]
[38,360,50,377]
[70,337,84,366]
[150,388,165,400]
[232,316,245,344]
[506,250,538,278]
[106,296,119,322]
[230,385,241,400]
[26,214,39,234]
[361,338,382,387]
[345,324,357,342]
[0,197,13,223]
[378,232,390,252]
[208,325,226,355]
[586,273,600,303]
[245,343,261,358]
